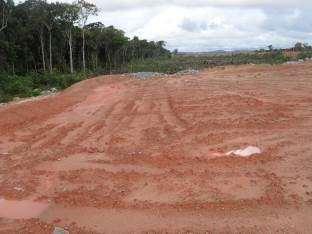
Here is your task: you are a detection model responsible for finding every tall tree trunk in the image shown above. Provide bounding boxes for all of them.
[105,46,111,73]
[95,46,98,70]
[68,29,74,74]
[95,54,98,70]
[92,51,98,71]
[82,28,86,73]
[40,32,46,72]
[108,53,111,74]
[48,29,53,73]
[0,6,8,32]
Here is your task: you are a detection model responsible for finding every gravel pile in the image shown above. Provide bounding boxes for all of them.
[175,69,199,76]
[125,70,200,80]
[129,72,167,80]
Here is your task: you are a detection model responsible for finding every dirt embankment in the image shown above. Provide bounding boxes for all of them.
[0,63,312,233]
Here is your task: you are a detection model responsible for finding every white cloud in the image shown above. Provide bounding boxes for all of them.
[40,0,312,51]
[80,0,312,11]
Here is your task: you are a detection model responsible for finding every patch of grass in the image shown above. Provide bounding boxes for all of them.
[0,73,87,103]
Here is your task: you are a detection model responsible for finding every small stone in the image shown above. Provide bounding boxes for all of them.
[53,227,69,234]
[50,88,58,93]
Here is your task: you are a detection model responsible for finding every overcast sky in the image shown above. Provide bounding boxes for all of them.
[42,1,312,51]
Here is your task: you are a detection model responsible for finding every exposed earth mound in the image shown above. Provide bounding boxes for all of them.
[0,62,312,233]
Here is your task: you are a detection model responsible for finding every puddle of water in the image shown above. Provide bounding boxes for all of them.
[0,198,49,219]
[226,146,261,157]
[41,205,169,233]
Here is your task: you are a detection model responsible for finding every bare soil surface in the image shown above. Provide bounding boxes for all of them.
[0,63,312,233]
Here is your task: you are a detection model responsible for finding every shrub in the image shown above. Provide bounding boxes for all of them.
[297,51,312,60]
[0,73,87,103]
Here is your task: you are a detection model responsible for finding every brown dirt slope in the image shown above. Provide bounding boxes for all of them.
[0,63,312,233]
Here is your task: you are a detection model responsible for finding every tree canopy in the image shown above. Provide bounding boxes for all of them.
[0,0,170,75]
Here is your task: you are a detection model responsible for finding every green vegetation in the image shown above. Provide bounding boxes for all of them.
[0,73,86,102]
[128,50,292,74]
[298,51,312,60]
[0,0,170,75]
[0,0,170,102]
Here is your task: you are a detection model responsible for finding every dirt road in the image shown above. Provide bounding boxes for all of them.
[0,63,312,233]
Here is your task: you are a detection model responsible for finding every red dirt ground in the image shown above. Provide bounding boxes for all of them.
[0,62,312,233]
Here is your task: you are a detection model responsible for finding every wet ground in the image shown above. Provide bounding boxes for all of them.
[0,62,312,233]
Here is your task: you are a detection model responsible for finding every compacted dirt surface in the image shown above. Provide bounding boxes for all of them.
[0,62,312,233]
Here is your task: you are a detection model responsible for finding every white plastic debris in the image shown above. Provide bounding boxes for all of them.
[13,187,24,192]
[226,146,261,157]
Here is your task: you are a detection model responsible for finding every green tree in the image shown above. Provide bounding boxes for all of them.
[0,0,170,75]
[85,22,104,70]
[57,2,79,73]
[43,2,59,73]
[29,0,49,72]
[294,42,304,51]
[77,0,98,73]
[0,0,11,32]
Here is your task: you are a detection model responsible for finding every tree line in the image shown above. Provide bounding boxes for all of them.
[0,0,171,75]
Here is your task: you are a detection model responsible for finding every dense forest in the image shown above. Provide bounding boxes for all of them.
[0,0,171,102]
[0,0,171,75]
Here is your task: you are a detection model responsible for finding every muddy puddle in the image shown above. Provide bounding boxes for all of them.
[0,198,49,219]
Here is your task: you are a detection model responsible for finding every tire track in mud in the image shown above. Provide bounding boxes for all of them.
[67,99,126,148]
[94,86,147,147]
[138,80,189,140]
[158,85,188,132]
[60,80,135,147]
[64,81,153,157]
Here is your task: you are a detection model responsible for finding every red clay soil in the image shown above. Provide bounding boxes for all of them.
[0,62,312,233]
